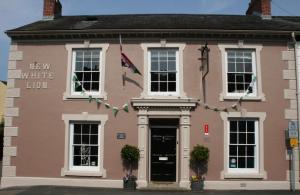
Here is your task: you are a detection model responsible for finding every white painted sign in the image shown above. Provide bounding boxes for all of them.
[20,62,55,89]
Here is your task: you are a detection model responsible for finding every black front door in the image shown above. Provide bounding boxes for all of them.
[151,127,177,182]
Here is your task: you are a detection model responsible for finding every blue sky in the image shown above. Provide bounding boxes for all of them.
[0,0,300,81]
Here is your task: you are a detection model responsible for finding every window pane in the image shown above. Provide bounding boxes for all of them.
[74,124,81,134]
[84,61,91,71]
[74,135,81,144]
[74,146,81,155]
[236,63,244,72]
[245,63,252,72]
[228,63,235,72]
[75,62,83,71]
[229,145,237,156]
[168,61,176,71]
[239,121,246,132]
[91,82,99,91]
[228,73,235,82]
[82,135,89,144]
[239,133,246,144]
[230,133,237,144]
[151,61,159,71]
[82,124,90,134]
[75,72,83,81]
[236,74,244,83]
[92,62,99,71]
[151,82,158,92]
[75,83,83,92]
[92,72,100,81]
[245,74,252,83]
[238,157,246,168]
[73,156,81,166]
[168,82,176,92]
[92,50,100,58]
[160,73,167,81]
[160,82,167,91]
[229,157,237,168]
[90,146,98,155]
[236,84,244,92]
[247,133,255,144]
[83,82,91,91]
[169,73,176,81]
[90,134,98,145]
[230,121,237,132]
[247,157,255,168]
[238,145,246,156]
[228,83,235,93]
[151,73,159,81]
[247,145,255,156]
[160,61,168,71]
[83,72,91,82]
[90,156,98,166]
[247,121,255,132]
[76,51,83,61]
[91,124,98,134]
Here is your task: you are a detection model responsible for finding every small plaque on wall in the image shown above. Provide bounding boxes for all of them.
[117,133,126,139]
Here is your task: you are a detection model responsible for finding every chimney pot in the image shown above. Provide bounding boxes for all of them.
[43,0,62,20]
[246,0,271,18]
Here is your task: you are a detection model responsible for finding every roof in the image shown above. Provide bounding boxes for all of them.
[0,81,7,85]
[6,14,300,39]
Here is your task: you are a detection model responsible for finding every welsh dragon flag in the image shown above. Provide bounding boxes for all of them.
[120,35,142,75]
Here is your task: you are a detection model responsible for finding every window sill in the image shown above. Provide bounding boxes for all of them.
[62,170,103,177]
[219,93,266,102]
[223,172,266,179]
[63,92,107,101]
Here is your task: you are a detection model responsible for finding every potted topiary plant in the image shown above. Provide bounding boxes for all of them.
[190,144,209,191]
[120,144,140,190]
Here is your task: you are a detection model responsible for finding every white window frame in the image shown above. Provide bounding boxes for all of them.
[220,112,267,179]
[61,113,108,177]
[71,49,102,96]
[140,42,187,99]
[227,119,259,174]
[148,49,179,96]
[218,43,265,101]
[69,122,101,172]
[225,49,257,97]
[64,43,109,100]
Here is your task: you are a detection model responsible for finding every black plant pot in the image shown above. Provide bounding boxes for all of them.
[123,178,137,190]
[191,180,204,191]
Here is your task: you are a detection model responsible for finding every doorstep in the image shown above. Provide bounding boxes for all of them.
[140,182,188,191]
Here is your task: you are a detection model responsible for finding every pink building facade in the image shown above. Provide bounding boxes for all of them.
[2,0,300,190]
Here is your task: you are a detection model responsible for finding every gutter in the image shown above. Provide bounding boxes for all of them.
[6,29,300,38]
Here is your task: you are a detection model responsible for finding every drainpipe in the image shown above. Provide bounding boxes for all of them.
[291,32,300,191]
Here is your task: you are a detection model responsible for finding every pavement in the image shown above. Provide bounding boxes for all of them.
[0,186,299,195]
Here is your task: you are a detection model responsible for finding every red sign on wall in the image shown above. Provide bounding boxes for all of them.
[204,124,209,135]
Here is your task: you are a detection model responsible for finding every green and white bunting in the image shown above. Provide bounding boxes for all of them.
[73,75,130,117]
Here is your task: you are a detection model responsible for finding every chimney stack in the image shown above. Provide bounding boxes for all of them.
[43,0,62,20]
[246,0,271,19]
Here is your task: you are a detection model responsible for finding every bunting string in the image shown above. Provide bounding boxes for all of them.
[73,75,129,117]
[197,75,257,112]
